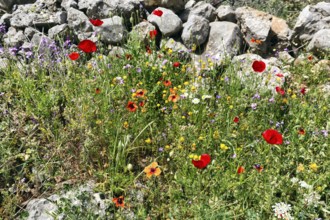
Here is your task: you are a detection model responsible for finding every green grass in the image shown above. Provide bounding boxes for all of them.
[0,5,329,219]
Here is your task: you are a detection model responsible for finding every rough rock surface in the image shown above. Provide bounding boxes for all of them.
[181,15,210,48]
[203,21,243,63]
[147,7,182,37]
[94,16,127,45]
[143,0,186,13]
[216,5,236,23]
[236,7,272,53]
[307,29,330,55]
[291,1,330,44]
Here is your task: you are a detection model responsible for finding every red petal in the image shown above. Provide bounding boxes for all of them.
[68,52,80,60]
[233,116,239,123]
[262,129,283,145]
[192,154,211,169]
[152,9,163,17]
[78,39,97,53]
[252,60,266,73]
[237,166,245,174]
[90,19,103,26]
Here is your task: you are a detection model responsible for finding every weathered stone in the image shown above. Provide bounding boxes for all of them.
[0,0,36,12]
[143,0,186,13]
[130,21,156,45]
[291,2,330,45]
[10,9,35,28]
[0,13,12,26]
[67,7,92,34]
[147,7,182,37]
[48,24,71,40]
[163,38,190,54]
[203,21,243,63]
[181,15,209,48]
[216,5,236,23]
[3,27,25,47]
[24,27,39,39]
[94,16,127,45]
[307,29,330,56]
[86,0,140,19]
[61,0,78,10]
[236,7,272,53]
[278,51,294,64]
[181,1,216,22]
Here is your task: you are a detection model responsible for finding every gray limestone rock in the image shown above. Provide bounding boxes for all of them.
[307,29,330,56]
[181,1,216,22]
[181,15,210,48]
[147,7,182,37]
[203,21,243,63]
[143,0,186,13]
[0,0,36,12]
[93,16,127,45]
[235,6,272,53]
[216,5,236,23]
[291,2,330,45]
[67,7,92,34]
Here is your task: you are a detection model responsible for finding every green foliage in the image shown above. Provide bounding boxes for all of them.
[0,10,329,220]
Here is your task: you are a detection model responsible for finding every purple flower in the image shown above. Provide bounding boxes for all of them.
[136,67,141,73]
[251,103,257,110]
[0,24,6,33]
[162,59,168,65]
[216,95,221,99]
[224,76,229,83]
[252,93,260,99]
[320,130,328,137]
[158,147,164,152]
[269,97,275,103]
[9,47,18,55]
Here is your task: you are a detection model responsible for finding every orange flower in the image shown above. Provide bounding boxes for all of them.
[163,80,172,87]
[95,87,101,94]
[168,93,180,102]
[135,89,146,98]
[251,37,262,45]
[112,196,125,208]
[144,162,161,178]
[126,101,138,112]
[237,166,245,174]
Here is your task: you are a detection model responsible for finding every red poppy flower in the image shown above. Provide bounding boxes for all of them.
[68,52,80,61]
[173,62,180,68]
[152,9,163,17]
[149,29,157,39]
[262,129,283,145]
[252,60,266,73]
[139,101,145,107]
[253,164,263,172]
[78,39,97,53]
[275,87,285,96]
[89,19,103,26]
[95,88,101,94]
[298,128,305,135]
[237,166,245,174]
[300,87,306,95]
[192,154,211,169]
[233,116,239,123]
[126,101,138,112]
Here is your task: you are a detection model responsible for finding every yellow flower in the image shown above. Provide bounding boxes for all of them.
[297,163,304,172]
[198,136,204,141]
[165,145,171,150]
[220,143,229,151]
[282,98,288,104]
[213,131,220,139]
[291,94,297,99]
[179,137,185,143]
[145,138,152,144]
[123,121,129,129]
[309,163,318,172]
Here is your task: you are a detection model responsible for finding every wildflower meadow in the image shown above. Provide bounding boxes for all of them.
[0,6,329,220]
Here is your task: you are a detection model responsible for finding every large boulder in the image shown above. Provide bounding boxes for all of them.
[203,21,243,63]
[93,16,128,45]
[180,1,216,22]
[235,7,272,54]
[86,0,140,19]
[143,0,186,13]
[0,0,36,12]
[291,2,330,45]
[216,5,236,23]
[3,26,25,47]
[181,15,210,48]
[147,7,182,37]
[67,7,92,34]
[307,29,330,56]
[130,21,156,45]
